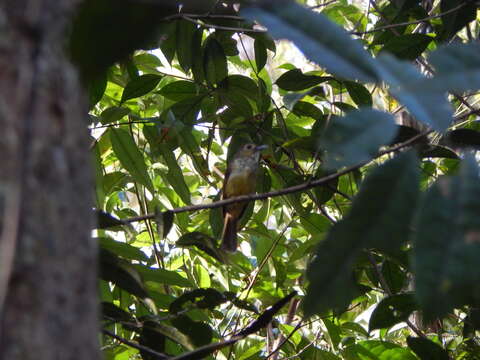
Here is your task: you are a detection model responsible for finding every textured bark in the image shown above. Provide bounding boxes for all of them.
[0,1,99,359]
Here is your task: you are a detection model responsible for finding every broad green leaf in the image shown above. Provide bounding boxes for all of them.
[305,152,419,316]
[376,54,453,132]
[447,128,480,149]
[343,81,372,107]
[100,249,148,298]
[242,2,378,82]
[100,106,130,124]
[155,210,174,240]
[158,80,203,101]
[379,34,432,61]
[204,37,228,85]
[412,156,480,320]
[99,237,149,262]
[406,337,449,360]
[438,0,477,42]
[133,265,193,288]
[219,75,259,102]
[320,108,396,169]
[276,69,329,91]
[344,340,417,360]
[292,101,323,119]
[88,71,107,108]
[369,293,418,331]
[412,42,480,93]
[109,128,154,192]
[254,38,267,72]
[191,28,205,83]
[159,145,191,204]
[171,315,213,347]
[120,74,162,103]
[177,232,224,262]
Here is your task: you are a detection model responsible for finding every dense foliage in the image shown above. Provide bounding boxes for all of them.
[77,0,480,358]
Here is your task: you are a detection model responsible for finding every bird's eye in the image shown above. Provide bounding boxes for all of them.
[246,144,253,149]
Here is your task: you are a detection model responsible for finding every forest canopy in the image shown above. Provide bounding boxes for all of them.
[76,0,480,359]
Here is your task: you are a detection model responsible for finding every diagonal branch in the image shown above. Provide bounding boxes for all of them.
[121,130,430,224]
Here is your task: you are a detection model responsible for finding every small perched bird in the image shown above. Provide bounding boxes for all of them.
[221,143,267,252]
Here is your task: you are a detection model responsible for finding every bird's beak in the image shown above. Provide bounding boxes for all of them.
[255,145,268,151]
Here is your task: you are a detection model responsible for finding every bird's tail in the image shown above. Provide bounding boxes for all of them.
[221,213,238,252]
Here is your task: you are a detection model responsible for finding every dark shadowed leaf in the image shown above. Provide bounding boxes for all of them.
[343,81,372,107]
[369,293,418,331]
[100,249,148,298]
[438,0,477,41]
[176,20,196,72]
[379,34,432,61]
[447,128,480,149]
[242,1,378,82]
[276,69,328,91]
[133,265,193,288]
[155,210,174,240]
[121,74,163,103]
[305,152,419,315]
[320,108,396,169]
[159,80,204,101]
[412,156,480,321]
[254,38,268,72]
[204,37,228,85]
[407,337,449,360]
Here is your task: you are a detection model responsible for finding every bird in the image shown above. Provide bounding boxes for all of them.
[221,143,267,252]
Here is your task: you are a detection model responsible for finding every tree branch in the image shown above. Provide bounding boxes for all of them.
[102,328,169,360]
[122,130,430,224]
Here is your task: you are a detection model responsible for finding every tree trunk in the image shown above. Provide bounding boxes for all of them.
[0,1,99,359]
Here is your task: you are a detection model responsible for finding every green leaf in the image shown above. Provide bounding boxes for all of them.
[109,128,154,192]
[242,2,378,82]
[412,156,480,320]
[304,152,419,316]
[159,146,191,204]
[369,293,418,331]
[438,0,477,42]
[176,20,196,72]
[376,54,453,132]
[120,74,163,103]
[254,38,268,72]
[155,210,174,240]
[159,80,204,101]
[100,106,131,124]
[447,128,480,149]
[176,232,224,262]
[276,69,329,91]
[204,37,228,84]
[321,108,397,169]
[100,249,148,298]
[171,315,213,347]
[99,237,149,262]
[406,337,449,360]
[343,81,372,107]
[344,340,417,360]
[88,71,107,108]
[379,34,432,61]
[218,75,259,102]
[133,265,193,288]
[191,28,205,83]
